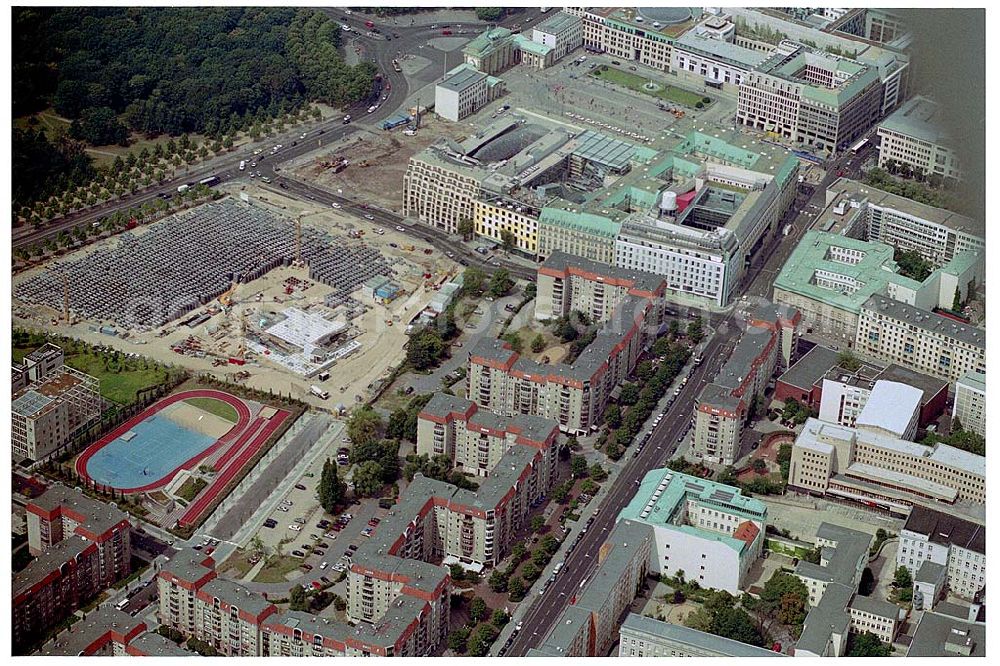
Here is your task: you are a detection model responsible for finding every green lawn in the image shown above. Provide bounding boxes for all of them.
[254,555,304,584]
[590,66,711,108]
[176,477,208,502]
[65,352,171,405]
[185,397,239,423]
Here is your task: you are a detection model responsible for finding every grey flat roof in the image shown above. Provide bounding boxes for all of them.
[876,364,948,403]
[127,632,197,656]
[201,577,275,615]
[862,295,986,349]
[43,608,144,656]
[621,613,784,656]
[438,65,486,93]
[534,10,580,36]
[15,535,93,597]
[541,250,665,293]
[879,95,951,146]
[573,130,637,171]
[849,593,899,619]
[31,485,130,538]
[915,560,947,585]
[907,610,986,657]
[778,345,843,391]
[161,549,216,584]
[12,389,54,417]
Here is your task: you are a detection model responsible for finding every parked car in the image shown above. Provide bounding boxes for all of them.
[295,484,307,490]
[292,550,305,557]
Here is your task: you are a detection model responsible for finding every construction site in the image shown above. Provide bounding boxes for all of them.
[292,111,460,214]
[12,196,459,408]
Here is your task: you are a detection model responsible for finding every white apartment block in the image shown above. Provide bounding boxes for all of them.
[952,371,985,437]
[788,418,985,509]
[877,96,960,182]
[619,614,782,657]
[897,505,985,601]
[856,296,985,385]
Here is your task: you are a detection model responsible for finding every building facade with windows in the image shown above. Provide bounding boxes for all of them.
[462,26,520,75]
[12,365,100,462]
[403,144,484,235]
[434,64,504,122]
[788,418,985,510]
[15,486,132,653]
[565,7,690,71]
[692,303,799,465]
[618,614,784,657]
[620,469,768,594]
[952,370,985,437]
[896,505,985,602]
[531,11,583,63]
[856,296,985,385]
[473,197,541,256]
[877,96,960,182]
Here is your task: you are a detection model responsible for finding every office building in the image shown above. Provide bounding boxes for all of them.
[619,614,784,657]
[403,141,485,234]
[672,19,770,92]
[897,505,985,602]
[620,469,768,593]
[788,417,985,511]
[952,371,985,437]
[537,204,623,265]
[794,523,899,656]
[616,155,798,307]
[416,393,559,479]
[824,379,921,440]
[15,486,132,653]
[566,7,699,71]
[693,303,799,465]
[775,344,949,428]
[531,11,583,64]
[877,96,960,182]
[856,296,985,384]
[434,64,504,122]
[815,177,984,266]
[773,230,984,340]
[473,196,542,257]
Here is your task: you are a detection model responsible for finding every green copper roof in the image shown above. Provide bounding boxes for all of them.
[539,203,623,238]
[619,468,767,555]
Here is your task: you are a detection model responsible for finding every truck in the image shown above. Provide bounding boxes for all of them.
[199,176,219,186]
[365,20,375,29]
[392,59,402,72]
[177,184,191,194]
[381,113,413,131]
[310,385,330,400]
[783,224,793,236]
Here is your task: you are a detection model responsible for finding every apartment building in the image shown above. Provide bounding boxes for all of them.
[856,295,985,385]
[693,302,799,465]
[12,365,101,461]
[15,486,132,653]
[534,249,665,322]
[158,550,444,658]
[897,505,985,602]
[620,469,768,593]
[416,393,559,479]
[470,254,664,435]
[42,612,202,655]
[788,417,985,511]
[529,519,653,657]
[619,614,784,657]
[794,523,899,657]
[531,11,583,63]
[877,96,960,182]
[434,64,504,122]
[773,230,984,340]
[952,371,985,437]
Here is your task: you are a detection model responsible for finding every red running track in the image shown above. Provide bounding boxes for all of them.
[75,389,252,494]
[213,417,266,472]
[178,408,290,528]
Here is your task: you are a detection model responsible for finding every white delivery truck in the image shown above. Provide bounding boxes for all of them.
[310,385,330,400]
[177,184,190,194]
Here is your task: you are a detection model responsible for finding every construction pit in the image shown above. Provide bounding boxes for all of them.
[12,194,459,409]
[289,113,464,214]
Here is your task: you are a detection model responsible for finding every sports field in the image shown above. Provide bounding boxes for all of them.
[76,389,250,492]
